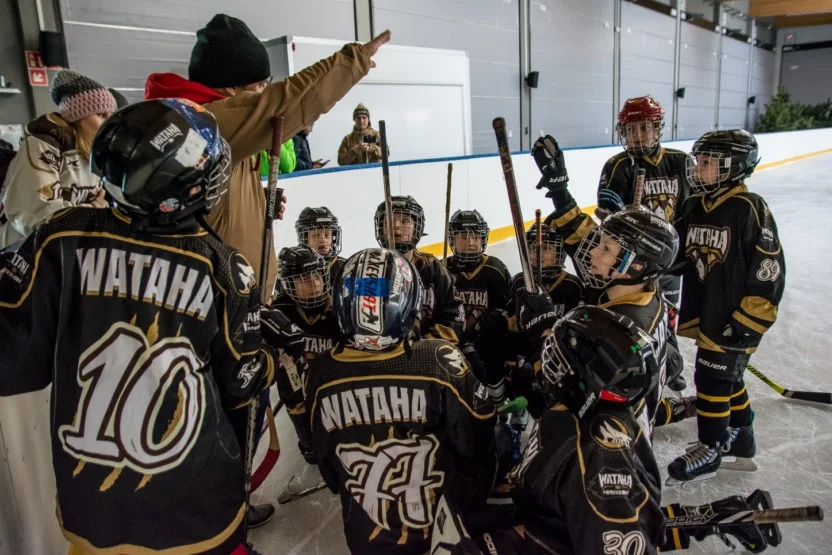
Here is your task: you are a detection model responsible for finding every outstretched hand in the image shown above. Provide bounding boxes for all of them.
[363,30,392,68]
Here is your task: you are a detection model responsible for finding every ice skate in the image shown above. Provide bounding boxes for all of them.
[720,425,758,472]
[666,443,721,486]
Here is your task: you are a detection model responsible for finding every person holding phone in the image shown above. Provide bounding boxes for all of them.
[294,123,329,171]
[337,103,388,165]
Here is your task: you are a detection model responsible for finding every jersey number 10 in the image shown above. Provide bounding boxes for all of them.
[58,322,207,474]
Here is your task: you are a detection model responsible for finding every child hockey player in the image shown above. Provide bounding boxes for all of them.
[532,135,692,429]
[435,303,781,554]
[374,195,465,343]
[271,245,340,503]
[666,129,785,484]
[295,206,346,285]
[303,248,497,554]
[0,100,300,554]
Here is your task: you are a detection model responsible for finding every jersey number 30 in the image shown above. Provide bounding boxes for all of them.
[58,322,206,474]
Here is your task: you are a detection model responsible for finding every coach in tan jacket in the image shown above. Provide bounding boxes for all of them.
[145,14,391,289]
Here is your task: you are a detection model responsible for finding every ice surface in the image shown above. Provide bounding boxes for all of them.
[251,154,832,554]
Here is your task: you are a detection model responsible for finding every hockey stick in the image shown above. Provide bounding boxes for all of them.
[535,209,542,285]
[493,117,535,291]
[666,505,823,529]
[747,364,832,404]
[632,168,646,209]
[379,121,395,249]
[250,399,286,493]
[443,163,453,267]
[245,116,284,539]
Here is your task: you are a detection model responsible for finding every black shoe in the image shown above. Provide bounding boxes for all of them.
[666,374,687,392]
[247,503,275,529]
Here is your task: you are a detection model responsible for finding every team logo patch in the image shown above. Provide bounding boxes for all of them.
[587,467,634,498]
[237,359,261,389]
[150,122,183,152]
[590,416,632,450]
[38,150,60,171]
[230,252,257,296]
[435,344,469,378]
[685,225,731,282]
[643,176,680,221]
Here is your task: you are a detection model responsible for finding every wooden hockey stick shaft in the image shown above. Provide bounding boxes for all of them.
[747,364,832,404]
[535,209,543,285]
[246,116,284,540]
[443,163,453,267]
[666,506,823,529]
[379,121,395,249]
[493,117,535,292]
[633,168,646,208]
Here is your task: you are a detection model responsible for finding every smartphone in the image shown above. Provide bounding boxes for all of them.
[362,135,378,144]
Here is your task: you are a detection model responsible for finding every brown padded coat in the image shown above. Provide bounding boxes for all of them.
[337,126,387,166]
[202,43,371,290]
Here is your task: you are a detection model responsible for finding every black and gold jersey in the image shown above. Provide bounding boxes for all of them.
[598,146,691,222]
[305,339,497,554]
[271,296,339,362]
[674,184,785,353]
[412,250,465,344]
[447,254,511,332]
[0,207,275,553]
[509,405,665,554]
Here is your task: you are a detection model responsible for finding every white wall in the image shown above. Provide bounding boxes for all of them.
[274,128,832,258]
[3,127,832,554]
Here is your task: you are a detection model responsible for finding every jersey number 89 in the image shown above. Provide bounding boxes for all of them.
[58,322,207,474]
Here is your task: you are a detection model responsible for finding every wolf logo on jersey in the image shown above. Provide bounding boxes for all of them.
[643,176,681,221]
[685,225,731,281]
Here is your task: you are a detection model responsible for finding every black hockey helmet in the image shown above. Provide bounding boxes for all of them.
[374,196,425,253]
[295,206,342,262]
[277,245,330,309]
[526,223,566,279]
[687,129,760,194]
[448,209,489,264]
[334,248,422,351]
[575,208,679,288]
[91,98,230,224]
[540,306,657,417]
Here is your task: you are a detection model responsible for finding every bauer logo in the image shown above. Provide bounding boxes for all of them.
[578,392,596,418]
[150,123,183,152]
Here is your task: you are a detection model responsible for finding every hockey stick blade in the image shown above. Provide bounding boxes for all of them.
[747,364,832,405]
[493,117,534,292]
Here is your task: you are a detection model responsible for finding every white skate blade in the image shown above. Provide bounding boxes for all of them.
[277,480,327,504]
[665,472,716,487]
[721,456,758,472]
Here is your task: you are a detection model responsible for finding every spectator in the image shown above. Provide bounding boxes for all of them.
[258,138,297,178]
[337,103,388,165]
[293,123,327,171]
[144,14,390,288]
[0,70,114,248]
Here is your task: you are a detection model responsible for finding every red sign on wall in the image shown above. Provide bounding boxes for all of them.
[24,50,49,87]
[25,51,44,69]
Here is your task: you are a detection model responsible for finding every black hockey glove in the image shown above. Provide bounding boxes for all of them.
[722,319,763,351]
[515,287,558,341]
[532,135,569,192]
[260,307,306,361]
[662,490,781,553]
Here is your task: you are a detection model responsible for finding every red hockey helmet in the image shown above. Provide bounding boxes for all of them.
[617,96,665,156]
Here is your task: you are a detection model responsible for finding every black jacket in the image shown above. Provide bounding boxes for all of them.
[293,131,313,171]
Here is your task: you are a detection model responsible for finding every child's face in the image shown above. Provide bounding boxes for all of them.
[530,243,559,269]
[693,154,723,186]
[305,228,333,256]
[622,120,658,149]
[589,234,624,279]
[383,212,416,244]
[453,230,481,254]
[293,272,325,300]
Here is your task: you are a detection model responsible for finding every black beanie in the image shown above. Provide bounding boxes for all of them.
[189,14,271,88]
